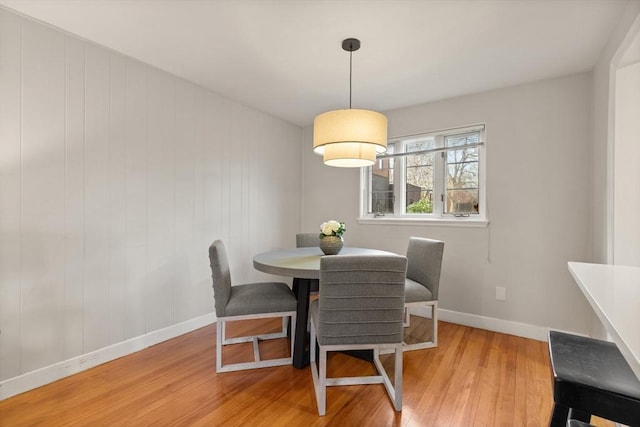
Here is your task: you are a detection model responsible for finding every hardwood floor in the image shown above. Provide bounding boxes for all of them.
[0,319,615,426]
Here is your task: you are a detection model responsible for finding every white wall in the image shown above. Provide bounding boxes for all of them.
[0,7,302,389]
[614,61,640,266]
[302,73,597,337]
[591,2,640,264]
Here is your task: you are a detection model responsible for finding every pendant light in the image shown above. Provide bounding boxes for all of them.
[313,38,388,167]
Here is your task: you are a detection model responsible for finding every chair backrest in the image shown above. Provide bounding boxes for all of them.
[406,237,444,300]
[296,233,319,248]
[317,255,407,346]
[209,240,232,317]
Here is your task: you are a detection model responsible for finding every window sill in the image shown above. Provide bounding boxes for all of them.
[357,217,489,228]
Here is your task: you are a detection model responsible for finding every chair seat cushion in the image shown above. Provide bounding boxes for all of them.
[225,282,297,316]
[404,278,433,303]
[549,330,640,425]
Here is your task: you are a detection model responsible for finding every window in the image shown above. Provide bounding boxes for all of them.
[360,124,486,224]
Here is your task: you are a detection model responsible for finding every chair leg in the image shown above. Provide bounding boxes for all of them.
[289,314,296,359]
[216,320,224,373]
[318,348,327,416]
[393,344,403,411]
[432,301,438,347]
[549,402,570,427]
[568,408,591,423]
[309,320,326,416]
[310,319,316,363]
[372,345,403,412]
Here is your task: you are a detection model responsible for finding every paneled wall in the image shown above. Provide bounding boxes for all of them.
[0,8,302,383]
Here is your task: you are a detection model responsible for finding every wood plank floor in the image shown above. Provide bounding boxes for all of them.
[0,319,614,426]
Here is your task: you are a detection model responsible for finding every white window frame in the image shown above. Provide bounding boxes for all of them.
[359,124,488,227]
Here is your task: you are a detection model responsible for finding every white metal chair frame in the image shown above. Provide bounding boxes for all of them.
[403,300,438,350]
[216,312,296,373]
[309,322,403,416]
[210,240,297,373]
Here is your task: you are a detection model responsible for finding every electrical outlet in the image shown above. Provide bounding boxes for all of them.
[496,286,506,301]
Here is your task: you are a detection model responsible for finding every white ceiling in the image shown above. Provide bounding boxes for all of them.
[0,0,632,127]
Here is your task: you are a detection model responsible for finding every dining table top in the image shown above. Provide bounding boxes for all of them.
[568,261,640,380]
[253,246,397,280]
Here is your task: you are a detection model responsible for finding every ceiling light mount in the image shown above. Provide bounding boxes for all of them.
[313,38,388,168]
[342,38,360,52]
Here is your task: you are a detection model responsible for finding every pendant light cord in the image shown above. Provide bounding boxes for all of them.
[349,49,353,109]
[342,38,360,109]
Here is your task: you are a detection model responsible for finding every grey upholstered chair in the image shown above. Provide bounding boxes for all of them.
[403,237,444,351]
[296,232,319,248]
[209,240,297,373]
[309,255,407,416]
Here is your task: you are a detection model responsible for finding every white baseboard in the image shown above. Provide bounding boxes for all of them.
[438,308,549,342]
[0,313,216,401]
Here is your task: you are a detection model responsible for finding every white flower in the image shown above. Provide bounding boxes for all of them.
[320,219,345,237]
[321,222,334,235]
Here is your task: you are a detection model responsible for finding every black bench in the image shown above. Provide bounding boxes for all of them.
[548,330,640,427]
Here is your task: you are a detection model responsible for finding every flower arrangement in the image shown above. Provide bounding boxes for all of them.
[319,220,346,238]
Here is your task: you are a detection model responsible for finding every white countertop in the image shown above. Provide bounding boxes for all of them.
[568,262,640,379]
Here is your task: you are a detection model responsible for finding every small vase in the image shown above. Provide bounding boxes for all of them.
[319,235,344,255]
